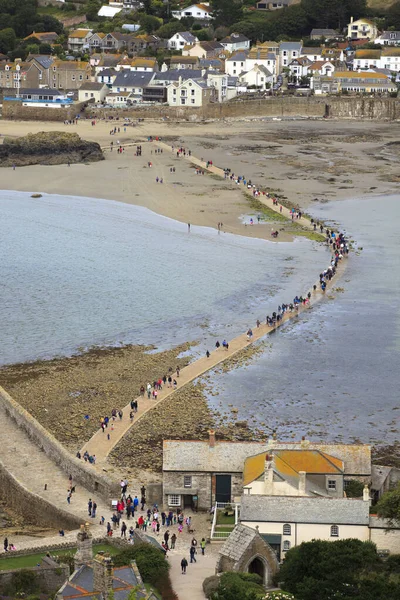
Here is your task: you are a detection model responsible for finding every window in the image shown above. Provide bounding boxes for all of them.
[72,75,76,81]
[168,494,181,506]
[181,98,186,104]
[191,89,195,95]
[184,476,192,488]
[191,99,195,103]
[328,480,336,490]
[79,75,83,81]
[283,540,291,551]
[85,92,88,98]
[331,525,339,537]
[283,524,291,535]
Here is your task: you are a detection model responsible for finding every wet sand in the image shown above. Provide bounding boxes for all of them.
[1,118,399,238]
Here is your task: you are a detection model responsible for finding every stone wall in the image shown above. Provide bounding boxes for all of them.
[86,96,400,122]
[0,459,82,529]
[0,386,119,500]
[2,101,87,122]
[163,472,243,510]
[0,557,69,595]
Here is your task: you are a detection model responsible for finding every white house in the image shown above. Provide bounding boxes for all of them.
[307,60,335,77]
[240,494,371,561]
[347,17,378,41]
[167,32,199,50]
[111,71,155,101]
[301,47,323,62]
[279,41,302,70]
[67,29,93,52]
[380,47,400,71]
[288,57,311,79]
[239,64,273,91]
[207,72,229,101]
[97,68,117,85]
[225,51,248,77]
[375,31,400,46]
[353,49,382,70]
[246,49,277,80]
[78,82,108,103]
[167,77,214,106]
[171,3,213,21]
[220,33,250,53]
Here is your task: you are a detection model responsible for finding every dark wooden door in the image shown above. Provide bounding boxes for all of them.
[215,474,231,503]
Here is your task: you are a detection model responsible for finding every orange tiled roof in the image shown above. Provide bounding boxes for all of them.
[275,450,344,475]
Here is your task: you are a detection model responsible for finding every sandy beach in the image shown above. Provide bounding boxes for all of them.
[1,118,399,240]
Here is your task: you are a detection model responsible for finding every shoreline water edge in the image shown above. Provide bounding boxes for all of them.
[0,138,352,467]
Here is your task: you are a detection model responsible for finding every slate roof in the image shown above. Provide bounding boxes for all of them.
[8,88,63,96]
[199,58,224,69]
[28,55,54,69]
[279,42,302,51]
[221,33,249,44]
[59,563,148,600]
[226,50,249,62]
[175,31,197,43]
[371,465,392,491]
[219,524,259,561]
[378,30,400,40]
[154,69,205,82]
[310,28,337,37]
[79,82,107,90]
[240,495,370,525]
[98,68,117,77]
[163,440,266,472]
[113,71,155,87]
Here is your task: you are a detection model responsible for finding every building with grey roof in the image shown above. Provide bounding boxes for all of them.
[240,493,371,560]
[216,524,279,586]
[112,70,155,93]
[310,28,338,40]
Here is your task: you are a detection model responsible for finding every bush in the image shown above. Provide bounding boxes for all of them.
[345,480,365,498]
[210,572,265,600]
[114,543,169,585]
[5,570,39,595]
[237,572,263,585]
[203,575,220,598]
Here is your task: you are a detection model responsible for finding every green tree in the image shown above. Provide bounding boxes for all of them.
[156,20,184,38]
[211,0,243,27]
[279,539,381,600]
[387,1,400,30]
[0,27,16,53]
[85,0,102,20]
[345,479,365,498]
[113,544,169,586]
[300,0,367,30]
[376,483,400,527]
[137,13,162,33]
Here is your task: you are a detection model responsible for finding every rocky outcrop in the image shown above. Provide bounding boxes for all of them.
[0,131,104,167]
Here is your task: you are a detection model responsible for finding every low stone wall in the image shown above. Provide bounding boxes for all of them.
[85,96,400,122]
[0,537,106,560]
[0,459,82,529]
[0,386,119,501]
[0,557,69,595]
[2,101,87,122]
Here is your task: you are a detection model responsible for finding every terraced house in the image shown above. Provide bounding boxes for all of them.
[51,60,91,90]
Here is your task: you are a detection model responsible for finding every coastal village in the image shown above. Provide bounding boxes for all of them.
[2,4,400,110]
[0,1,400,600]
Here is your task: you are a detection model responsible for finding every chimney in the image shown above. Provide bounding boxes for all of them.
[300,436,310,449]
[363,484,370,503]
[264,453,274,494]
[298,471,306,495]
[208,429,216,448]
[74,522,93,570]
[93,552,114,596]
[350,16,353,24]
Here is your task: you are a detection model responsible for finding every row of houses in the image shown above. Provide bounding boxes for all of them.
[162,433,400,561]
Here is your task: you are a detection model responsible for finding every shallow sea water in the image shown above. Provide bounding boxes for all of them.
[206,195,400,445]
[0,191,329,366]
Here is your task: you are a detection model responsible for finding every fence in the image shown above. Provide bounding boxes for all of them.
[210,502,240,541]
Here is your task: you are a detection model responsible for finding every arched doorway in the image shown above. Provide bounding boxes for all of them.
[248,557,264,580]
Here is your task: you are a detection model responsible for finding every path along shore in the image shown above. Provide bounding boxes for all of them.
[81,141,348,468]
